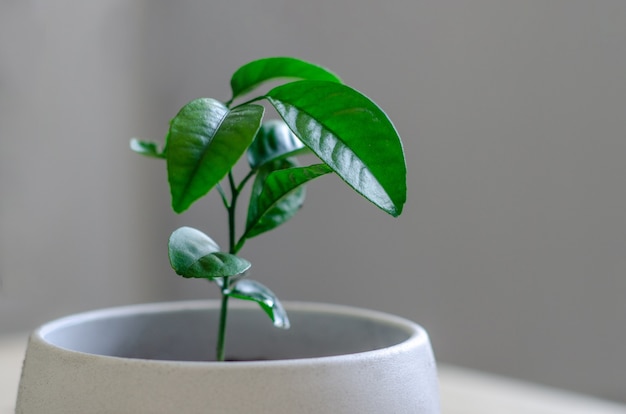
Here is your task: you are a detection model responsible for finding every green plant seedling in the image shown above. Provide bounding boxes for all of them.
[132,56,407,361]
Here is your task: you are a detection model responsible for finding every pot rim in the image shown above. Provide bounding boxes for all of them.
[31,300,430,368]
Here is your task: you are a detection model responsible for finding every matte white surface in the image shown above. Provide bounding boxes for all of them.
[3,334,626,414]
[15,302,439,414]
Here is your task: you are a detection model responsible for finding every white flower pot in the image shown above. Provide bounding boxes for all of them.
[16,301,440,413]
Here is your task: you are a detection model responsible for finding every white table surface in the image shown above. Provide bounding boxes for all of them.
[2,333,625,413]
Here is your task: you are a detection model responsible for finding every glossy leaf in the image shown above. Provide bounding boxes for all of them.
[226,279,290,329]
[169,227,219,275]
[167,98,264,213]
[168,227,251,279]
[185,252,251,279]
[130,138,165,159]
[266,80,407,217]
[245,161,333,240]
[229,57,342,103]
[244,158,301,240]
[247,119,307,169]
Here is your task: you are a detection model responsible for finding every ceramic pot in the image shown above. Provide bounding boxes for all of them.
[16,300,440,413]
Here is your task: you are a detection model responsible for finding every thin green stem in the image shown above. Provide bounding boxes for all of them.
[233,237,246,256]
[215,171,242,361]
[216,183,230,209]
[216,282,230,362]
[236,169,257,194]
[228,95,264,110]
[227,172,238,254]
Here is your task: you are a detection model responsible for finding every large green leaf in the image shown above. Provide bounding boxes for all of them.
[229,57,342,104]
[226,279,290,329]
[247,120,307,169]
[167,98,264,213]
[168,227,251,280]
[265,80,407,217]
[244,161,332,240]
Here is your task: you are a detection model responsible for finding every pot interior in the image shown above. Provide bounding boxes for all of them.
[40,303,415,361]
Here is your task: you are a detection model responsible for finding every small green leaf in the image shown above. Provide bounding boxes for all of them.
[229,57,342,104]
[169,226,220,275]
[187,252,251,279]
[168,227,251,279]
[226,279,290,329]
[247,120,307,169]
[266,80,407,217]
[130,138,165,159]
[244,161,332,240]
[167,98,264,213]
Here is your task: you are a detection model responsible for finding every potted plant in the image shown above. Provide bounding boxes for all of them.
[16,57,440,413]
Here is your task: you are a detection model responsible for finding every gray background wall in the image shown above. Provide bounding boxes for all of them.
[2,0,625,403]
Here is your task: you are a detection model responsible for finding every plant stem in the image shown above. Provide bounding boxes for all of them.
[216,282,230,362]
[215,171,240,361]
[227,172,238,253]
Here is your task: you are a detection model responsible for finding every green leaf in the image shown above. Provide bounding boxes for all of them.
[265,80,407,217]
[168,227,251,279]
[130,138,165,159]
[226,279,290,329]
[247,120,307,169]
[166,98,264,213]
[169,226,220,276]
[244,161,332,240]
[229,57,342,104]
[187,252,251,279]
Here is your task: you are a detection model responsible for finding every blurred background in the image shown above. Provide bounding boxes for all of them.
[2,0,626,403]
